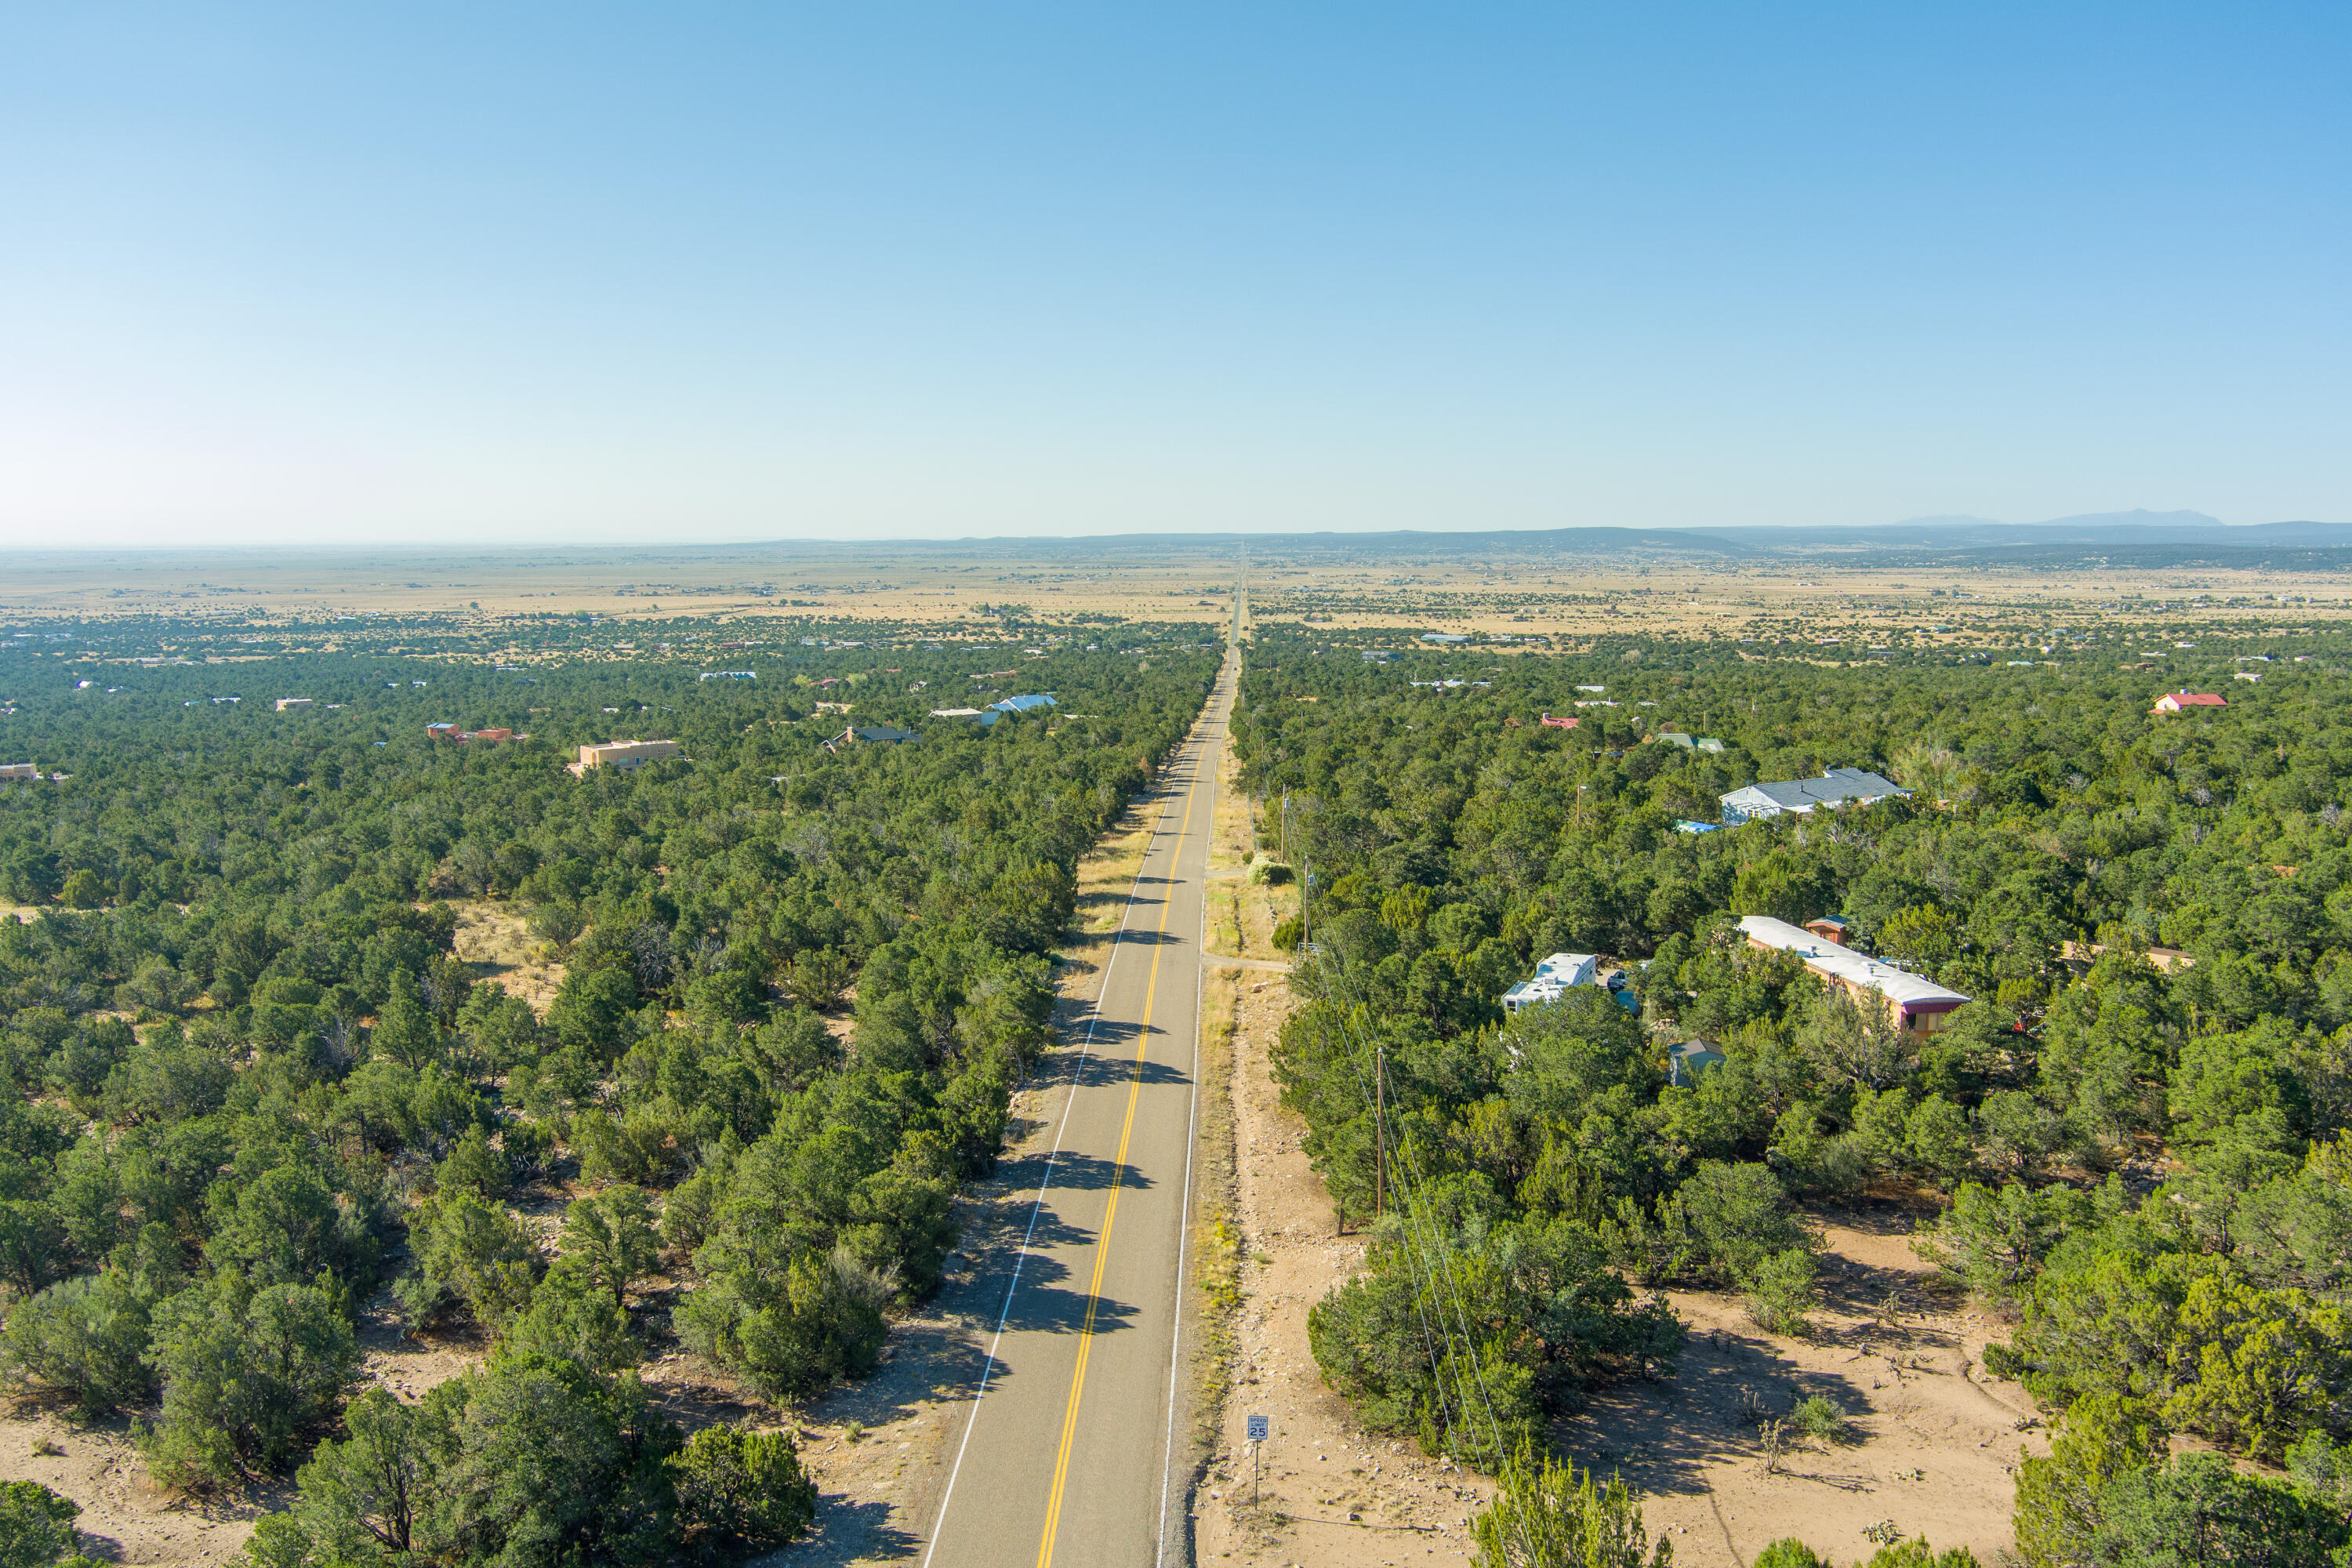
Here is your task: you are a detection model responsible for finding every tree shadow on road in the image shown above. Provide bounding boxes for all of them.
[776,1497,923,1564]
[1068,1047,1189,1089]
[993,1146,1160,1194]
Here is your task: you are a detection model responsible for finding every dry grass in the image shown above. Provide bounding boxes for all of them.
[1052,791,1162,1017]
[18,531,2352,639]
[1548,1216,2047,1565]
[10,535,2342,647]
[0,545,1250,625]
[1247,559,2352,644]
[1191,963,1245,1450]
[1191,947,1502,1568]
[448,900,567,1012]
[1203,727,1297,965]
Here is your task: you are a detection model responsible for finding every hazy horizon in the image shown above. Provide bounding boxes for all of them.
[9,508,2352,560]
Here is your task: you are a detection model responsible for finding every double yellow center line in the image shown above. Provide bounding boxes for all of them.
[1033,735,1204,1568]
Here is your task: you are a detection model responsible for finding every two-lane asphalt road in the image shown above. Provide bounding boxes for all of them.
[922,653,1234,1568]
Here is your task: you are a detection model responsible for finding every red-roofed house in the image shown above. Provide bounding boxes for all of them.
[2153,691,2227,713]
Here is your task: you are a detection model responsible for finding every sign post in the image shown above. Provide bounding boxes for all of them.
[1246,1414,1268,1508]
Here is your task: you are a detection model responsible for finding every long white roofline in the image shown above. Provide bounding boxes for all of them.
[1737,916,1969,1007]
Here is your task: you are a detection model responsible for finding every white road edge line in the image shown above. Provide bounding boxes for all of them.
[1156,667,1224,1568]
[920,713,1204,1568]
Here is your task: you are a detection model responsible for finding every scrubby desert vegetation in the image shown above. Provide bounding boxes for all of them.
[1236,626,2352,1564]
[0,626,1215,1566]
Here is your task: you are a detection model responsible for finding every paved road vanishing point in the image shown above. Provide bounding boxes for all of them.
[920,652,1235,1568]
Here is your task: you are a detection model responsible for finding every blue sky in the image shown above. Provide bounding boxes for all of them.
[3,3,2347,546]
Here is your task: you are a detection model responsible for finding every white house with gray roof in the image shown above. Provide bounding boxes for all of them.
[1719,767,1908,822]
[1501,952,1599,1014]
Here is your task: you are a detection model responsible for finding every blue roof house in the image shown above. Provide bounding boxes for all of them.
[980,693,1058,727]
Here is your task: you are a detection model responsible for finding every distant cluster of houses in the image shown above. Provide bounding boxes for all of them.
[832,691,1058,750]
[1699,685,2225,822]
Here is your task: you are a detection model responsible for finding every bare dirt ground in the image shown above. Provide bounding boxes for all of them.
[0,1410,281,1568]
[1192,966,1493,1568]
[0,655,2045,1568]
[0,1303,483,1568]
[1200,720,1294,970]
[1189,730,1500,1568]
[1190,1014,2047,1568]
[448,900,565,1012]
[5,1138,790,1567]
[744,1070,1126,1566]
[1562,1220,2048,1566]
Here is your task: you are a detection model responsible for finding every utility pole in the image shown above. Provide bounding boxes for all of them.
[1374,1043,1386,1221]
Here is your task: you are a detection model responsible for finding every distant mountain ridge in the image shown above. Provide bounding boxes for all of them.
[1722,509,2229,544]
[12,514,2350,572]
[1875,509,2227,532]
[1690,510,2352,553]
[2033,509,2223,532]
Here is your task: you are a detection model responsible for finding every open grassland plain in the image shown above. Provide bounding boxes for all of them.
[0,539,1256,625]
[5,532,2350,650]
